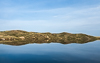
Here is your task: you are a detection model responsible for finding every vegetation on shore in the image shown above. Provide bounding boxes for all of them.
[0,30,98,46]
[95,36,100,40]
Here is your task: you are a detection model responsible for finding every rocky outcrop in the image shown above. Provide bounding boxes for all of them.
[19,37,25,40]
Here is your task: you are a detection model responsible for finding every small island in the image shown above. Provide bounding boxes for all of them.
[0,30,99,46]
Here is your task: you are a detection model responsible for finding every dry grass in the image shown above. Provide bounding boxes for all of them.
[0,30,97,42]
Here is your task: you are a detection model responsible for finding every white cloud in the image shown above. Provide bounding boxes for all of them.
[0,4,100,35]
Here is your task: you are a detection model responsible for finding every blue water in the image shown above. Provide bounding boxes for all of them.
[0,40,100,63]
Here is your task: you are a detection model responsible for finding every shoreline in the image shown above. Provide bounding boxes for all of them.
[95,36,100,40]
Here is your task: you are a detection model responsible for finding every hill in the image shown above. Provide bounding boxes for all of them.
[0,30,98,45]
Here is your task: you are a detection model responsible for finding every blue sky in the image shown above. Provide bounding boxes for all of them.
[0,0,100,36]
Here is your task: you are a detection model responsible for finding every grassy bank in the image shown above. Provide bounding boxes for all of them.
[0,30,98,45]
[95,36,100,40]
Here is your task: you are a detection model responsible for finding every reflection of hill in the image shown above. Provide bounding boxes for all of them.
[0,30,97,46]
[0,38,96,46]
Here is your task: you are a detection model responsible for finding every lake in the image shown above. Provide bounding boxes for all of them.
[0,40,100,63]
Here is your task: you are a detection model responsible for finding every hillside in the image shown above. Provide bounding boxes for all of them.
[0,30,98,45]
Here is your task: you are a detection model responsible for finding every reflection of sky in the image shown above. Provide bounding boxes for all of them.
[0,0,100,36]
[0,41,100,63]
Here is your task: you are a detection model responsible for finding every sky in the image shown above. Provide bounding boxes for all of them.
[0,0,100,36]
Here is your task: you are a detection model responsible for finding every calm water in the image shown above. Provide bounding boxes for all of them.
[0,40,100,63]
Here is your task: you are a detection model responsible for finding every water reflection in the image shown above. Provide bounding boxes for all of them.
[0,38,97,46]
[0,41,100,63]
